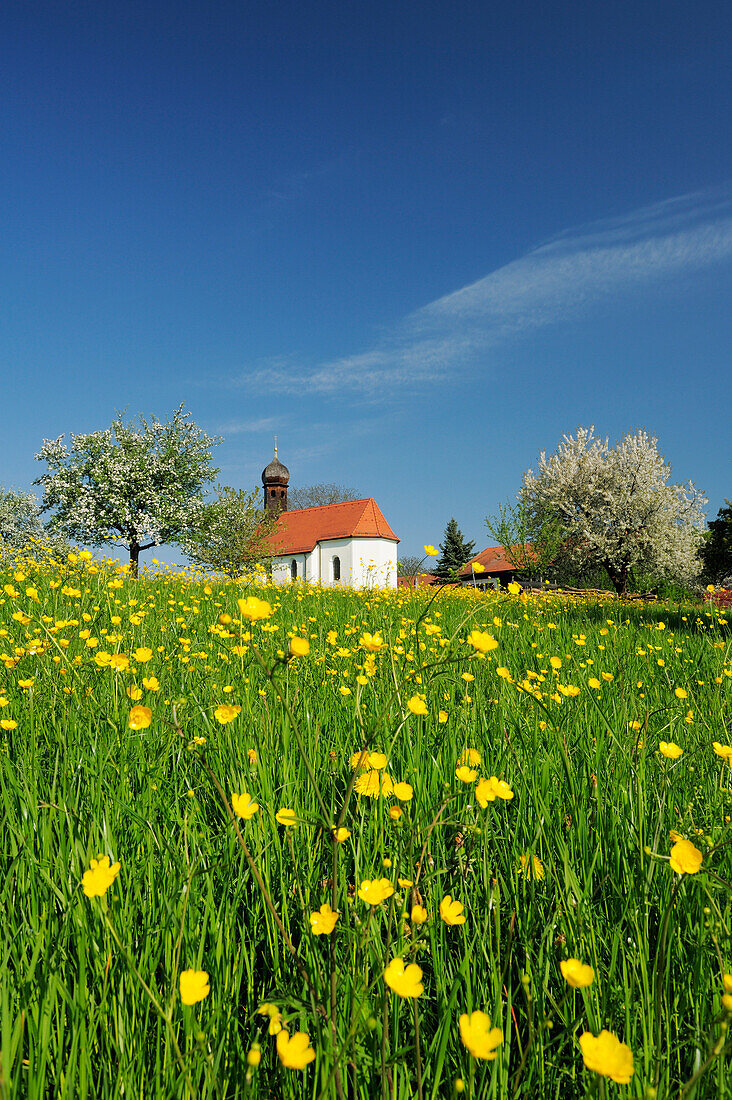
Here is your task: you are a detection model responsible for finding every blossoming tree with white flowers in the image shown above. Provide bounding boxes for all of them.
[0,487,43,552]
[34,405,220,576]
[520,426,706,595]
[0,486,68,562]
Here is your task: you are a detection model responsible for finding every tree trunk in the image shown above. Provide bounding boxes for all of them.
[129,541,140,579]
[605,560,630,596]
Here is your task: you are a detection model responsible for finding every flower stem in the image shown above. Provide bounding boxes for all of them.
[197,752,326,1017]
[101,908,193,1098]
[412,998,423,1100]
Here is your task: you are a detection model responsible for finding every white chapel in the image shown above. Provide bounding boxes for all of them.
[260,448,399,589]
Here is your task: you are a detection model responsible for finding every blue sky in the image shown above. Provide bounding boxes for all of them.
[2,0,731,563]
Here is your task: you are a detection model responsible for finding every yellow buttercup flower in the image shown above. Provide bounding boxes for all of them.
[458,748,481,767]
[179,969,210,1006]
[475,776,514,806]
[133,647,153,663]
[560,958,595,988]
[407,695,428,716]
[393,781,414,801]
[466,630,498,653]
[289,637,310,657]
[517,854,544,880]
[669,838,703,874]
[82,855,121,897]
[276,808,297,827]
[214,703,241,724]
[360,632,386,651]
[333,827,351,843]
[310,903,339,935]
[455,765,477,783]
[231,791,259,819]
[237,596,273,622]
[459,1011,503,1060]
[424,545,438,557]
[411,904,428,924]
[367,752,388,769]
[384,957,424,998]
[579,1030,634,1084]
[349,749,372,770]
[128,705,152,730]
[712,742,732,758]
[659,741,683,759]
[438,710,448,723]
[257,1003,283,1034]
[507,581,523,595]
[276,1030,315,1069]
[722,975,732,1010]
[440,895,466,925]
[357,878,394,905]
[674,687,688,699]
[354,770,394,798]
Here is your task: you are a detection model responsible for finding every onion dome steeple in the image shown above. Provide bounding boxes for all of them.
[262,439,289,513]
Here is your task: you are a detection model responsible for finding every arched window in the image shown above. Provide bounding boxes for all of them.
[332,555,341,582]
[291,559,298,580]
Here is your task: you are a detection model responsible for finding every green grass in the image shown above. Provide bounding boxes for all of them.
[1,557,731,1098]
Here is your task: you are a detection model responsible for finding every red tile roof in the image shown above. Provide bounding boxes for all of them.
[397,572,438,588]
[264,499,399,555]
[459,545,527,578]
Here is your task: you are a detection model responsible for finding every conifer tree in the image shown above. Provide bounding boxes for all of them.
[434,519,476,579]
[701,502,732,584]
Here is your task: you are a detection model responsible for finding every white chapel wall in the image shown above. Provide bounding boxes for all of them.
[349,538,397,589]
[270,538,397,589]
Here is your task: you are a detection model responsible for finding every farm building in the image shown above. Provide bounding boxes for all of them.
[458,546,527,588]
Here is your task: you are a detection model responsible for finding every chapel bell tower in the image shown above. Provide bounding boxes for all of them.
[262,440,289,514]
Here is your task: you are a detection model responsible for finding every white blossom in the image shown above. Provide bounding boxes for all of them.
[521,427,706,594]
[0,487,68,562]
[34,405,220,573]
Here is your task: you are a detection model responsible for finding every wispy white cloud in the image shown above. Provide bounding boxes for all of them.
[216,416,281,436]
[234,185,732,396]
[418,187,732,328]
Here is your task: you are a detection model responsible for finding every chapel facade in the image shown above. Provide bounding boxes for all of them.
[261,447,398,588]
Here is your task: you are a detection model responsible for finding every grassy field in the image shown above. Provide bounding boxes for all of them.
[1,554,731,1099]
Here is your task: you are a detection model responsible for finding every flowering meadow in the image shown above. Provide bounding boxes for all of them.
[1,555,731,1099]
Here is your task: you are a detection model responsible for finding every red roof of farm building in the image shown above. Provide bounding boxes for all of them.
[264,499,399,556]
[397,572,439,588]
[459,545,530,578]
